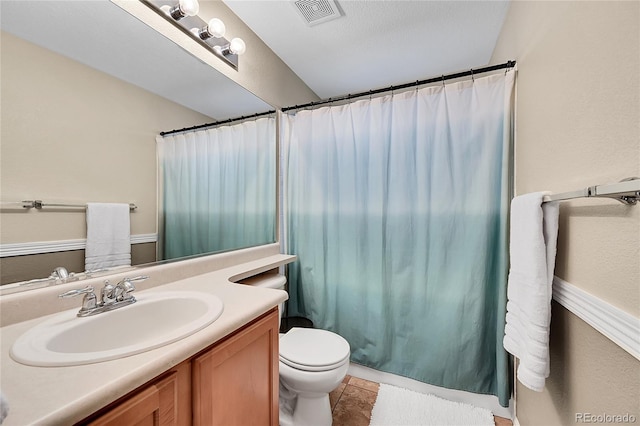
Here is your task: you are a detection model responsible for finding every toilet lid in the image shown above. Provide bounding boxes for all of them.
[279,328,350,372]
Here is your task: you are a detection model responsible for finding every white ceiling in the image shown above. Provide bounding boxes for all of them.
[1,1,511,118]
[223,0,511,99]
[0,0,271,120]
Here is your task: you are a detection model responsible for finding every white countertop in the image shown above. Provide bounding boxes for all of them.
[0,256,292,425]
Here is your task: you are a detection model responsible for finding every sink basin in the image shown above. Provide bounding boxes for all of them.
[11,290,224,367]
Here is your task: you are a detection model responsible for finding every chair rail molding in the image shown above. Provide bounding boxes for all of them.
[0,234,157,257]
[552,276,640,360]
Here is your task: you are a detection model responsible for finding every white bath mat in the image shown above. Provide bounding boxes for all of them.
[370,383,495,426]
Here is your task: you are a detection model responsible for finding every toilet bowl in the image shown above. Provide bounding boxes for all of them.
[279,327,350,426]
[238,274,351,426]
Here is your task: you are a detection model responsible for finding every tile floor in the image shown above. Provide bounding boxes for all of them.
[329,375,513,426]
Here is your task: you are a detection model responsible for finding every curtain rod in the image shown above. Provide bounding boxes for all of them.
[282,60,516,113]
[160,109,276,137]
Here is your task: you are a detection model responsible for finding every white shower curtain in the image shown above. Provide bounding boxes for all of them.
[281,71,515,406]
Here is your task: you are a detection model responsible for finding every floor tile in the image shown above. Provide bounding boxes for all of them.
[329,382,347,410]
[332,384,378,426]
[494,415,513,426]
[348,376,380,393]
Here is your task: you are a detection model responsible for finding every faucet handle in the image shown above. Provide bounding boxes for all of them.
[119,280,136,298]
[113,276,147,301]
[59,286,98,315]
[59,285,94,298]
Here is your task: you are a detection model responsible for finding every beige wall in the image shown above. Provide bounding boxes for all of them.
[491,1,639,424]
[1,31,212,243]
[0,32,211,284]
[0,32,212,282]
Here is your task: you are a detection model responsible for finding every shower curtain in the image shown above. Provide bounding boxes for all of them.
[281,71,514,406]
[157,117,276,260]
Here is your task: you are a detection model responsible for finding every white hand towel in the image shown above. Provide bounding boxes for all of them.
[85,203,131,272]
[503,192,559,392]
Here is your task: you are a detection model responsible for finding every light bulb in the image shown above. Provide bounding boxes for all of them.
[179,0,199,16]
[207,18,226,38]
[169,0,199,20]
[229,37,246,55]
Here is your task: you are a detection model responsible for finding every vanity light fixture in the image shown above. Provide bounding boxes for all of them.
[142,0,246,69]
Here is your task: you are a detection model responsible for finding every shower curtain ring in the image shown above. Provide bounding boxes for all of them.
[470,69,474,82]
[441,75,445,87]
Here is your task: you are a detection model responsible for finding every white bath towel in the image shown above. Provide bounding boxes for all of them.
[85,203,131,272]
[503,192,559,392]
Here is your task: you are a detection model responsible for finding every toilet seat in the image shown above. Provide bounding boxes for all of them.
[279,328,350,372]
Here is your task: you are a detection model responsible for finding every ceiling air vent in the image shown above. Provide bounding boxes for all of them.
[292,0,342,27]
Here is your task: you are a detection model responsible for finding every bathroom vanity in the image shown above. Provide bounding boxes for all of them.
[0,245,293,425]
[85,309,279,425]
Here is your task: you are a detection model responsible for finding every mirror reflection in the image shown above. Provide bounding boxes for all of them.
[0,1,277,293]
[158,116,276,261]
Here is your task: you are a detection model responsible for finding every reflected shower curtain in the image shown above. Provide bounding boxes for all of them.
[281,72,514,406]
[157,117,276,260]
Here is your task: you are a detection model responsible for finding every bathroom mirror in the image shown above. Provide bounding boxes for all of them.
[0,1,277,292]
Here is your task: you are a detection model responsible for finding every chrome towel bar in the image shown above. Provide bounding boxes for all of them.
[542,177,640,205]
[1,200,137,210]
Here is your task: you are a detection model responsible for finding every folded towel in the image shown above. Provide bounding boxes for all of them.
[85,203,131,272]
[503,192,559,392]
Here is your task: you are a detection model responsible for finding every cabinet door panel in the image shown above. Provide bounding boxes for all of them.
[193,310,279,426]
[88,371,178,426]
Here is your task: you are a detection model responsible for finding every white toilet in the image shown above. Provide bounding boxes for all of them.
[239,273,351,426]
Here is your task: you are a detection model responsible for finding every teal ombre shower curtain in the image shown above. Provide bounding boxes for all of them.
[157,117,276,260]
[281,71,514,406]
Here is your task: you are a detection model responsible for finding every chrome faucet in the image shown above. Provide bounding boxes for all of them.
[59,276,149,317]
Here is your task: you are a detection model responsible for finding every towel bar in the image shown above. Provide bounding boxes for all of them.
[1,200,138,211]
[542,177,640,205]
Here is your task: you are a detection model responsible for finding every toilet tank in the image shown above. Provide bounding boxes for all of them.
[238,273,287,325]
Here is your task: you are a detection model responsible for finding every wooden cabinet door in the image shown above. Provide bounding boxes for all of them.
[192,309,279,426]
[85,362,191,426]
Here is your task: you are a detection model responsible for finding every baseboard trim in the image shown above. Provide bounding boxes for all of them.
[552,276,640,360]
[347,363,514,419]
[0,233,157,257]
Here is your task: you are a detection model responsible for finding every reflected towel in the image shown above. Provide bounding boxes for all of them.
[85,203,131,272]
[503,192,559,392]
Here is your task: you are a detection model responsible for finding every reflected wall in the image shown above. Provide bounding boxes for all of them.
[0,31,211,284]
